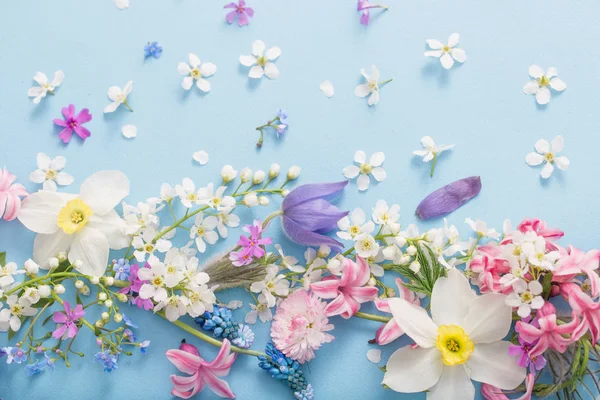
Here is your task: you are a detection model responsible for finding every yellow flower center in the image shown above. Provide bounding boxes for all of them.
[57,199,93,234]
[538,76,550,87]
[520,291,533,303]
[360,238,373,250]
[152,276,164,287]
[144,244,154,253]
[544,153,555,163]
[11,305,22,315]
[45,170,57,180]
[196,227,206,236]
[442,45,451,53]
[167,265,177,274]
[349,226,360,236]
[436,325,474,366]
[257,56,267,67]
[360,163,373,174]
[190,68,201,79]
[266,281,275,290]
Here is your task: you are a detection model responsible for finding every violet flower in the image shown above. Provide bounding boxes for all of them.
[224,0,254,26]
[508,336,547,373]
[357,0,388,26]
[119,263,153,310]
[52,301,85,339]
[281,181,349,249]
[415,176,482,220]
[230,220,272,266]
[53,104,92,144]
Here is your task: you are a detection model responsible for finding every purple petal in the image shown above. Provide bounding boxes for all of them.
[225,10,238,24]
[282,215,344,249]
[53,118,67,127]
[237,11,249,26]
[282,181,348,212]
[244,7,254,17]
[284,199,348,233]
[73,125,91,140]
[62,104,75,120]
[415,176,482,220]
[52,324,67,339]
[223,2,237,8]
[75,108,92,124]
[58,128,73,143]
[360,11,370,25]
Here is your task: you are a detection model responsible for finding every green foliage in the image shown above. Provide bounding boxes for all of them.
[0,251,6,266]
[394,244,447,297]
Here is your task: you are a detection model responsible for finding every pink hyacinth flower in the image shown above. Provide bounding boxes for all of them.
[373,278,420,345]
[561,282,600,343]
[553,246,600,297]
[516,302,579,358]
[52,301,85,339]
[53,104,92,143]
[469,244,511,294]
[0,168,28,221]
[166,339,237,399]
[310,256,378,319]
[516,218,564,241]
[224,0,254,26]
[481,373,535,400]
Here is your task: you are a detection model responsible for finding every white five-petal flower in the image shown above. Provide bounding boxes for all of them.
[523,65,566,105]
[354,65,390,106]
[343,151,387,191]
[27,70,64,104]
[178,53,217,92]
[239,40,281,80]
[189,213,219,253]
[525,135,569,179]
[424,33,467,69]
[505,279,544,318]
[104,81,133,113]
[413,136,455,177]
[29,153,74,192]
[337,208,375,241]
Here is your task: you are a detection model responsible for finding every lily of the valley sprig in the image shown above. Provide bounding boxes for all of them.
[354,65,392,106]
[413,136,455,177]
[255,109,288,148]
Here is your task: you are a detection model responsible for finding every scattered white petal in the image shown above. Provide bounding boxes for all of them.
[121,124,137,139]
[367,349,382,364]
[320,80,334,98]
[193,151,209,165]
[115,0,129,10]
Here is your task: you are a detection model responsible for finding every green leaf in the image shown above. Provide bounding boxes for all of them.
[542,272,554,300]
[34,298,55,309]
[0,252,6,266]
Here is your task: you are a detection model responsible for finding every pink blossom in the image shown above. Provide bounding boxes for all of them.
[53,104,92,143]
[516,218,564,242]
[52,301,85,339]
[373,278,420,345]
[271,290,334,364]
[119,264,153,310]
[230,220,272,267]
[469,244,511,294]
[561,282,600,343]
[357,0,388,26]
[516,302,578,358]
[0,168,28,221]
[224,0,254,26]
[166,339,237,399]
[553,246,600,297]
[481,373,535,400]
[310,256,378,319]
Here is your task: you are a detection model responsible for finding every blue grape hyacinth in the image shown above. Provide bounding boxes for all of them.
[258,343,313,398]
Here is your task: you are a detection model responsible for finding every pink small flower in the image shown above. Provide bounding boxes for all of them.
[224,0,254,26]
[52,301,85,339]
[119,263,153,311]
[516,218,564,242]
[470,244,511,294]
[310,256,378,319]
[481,373,535,400]
[166,339,237,399]
[561,282,600,343]
[0,168,28,221]
[373,278,420,345]
[357,0,388,26]
[271,290,334,364]
[230,220,272,266]
[516,302,578,357]
[53,104,92,143]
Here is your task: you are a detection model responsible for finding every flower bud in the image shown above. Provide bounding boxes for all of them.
[90,275,100,285]
[287,166,301,180]
[101,312,110,321]
[406,245,417,256]
[95,320,105,328]
[57,252,67,262]
[104,277,115,286]
[386,287,397,297]
[243,193,258,207]
[258,196,270,206]
[96,338,103,346]
[23,259,39,275]
[252,170,266,185]
[48,257,59,269]
[74,260,83,269]
[269,163,280,178]
[98,292,108,301]
[117,293,128,302]
[220,165,238,183]
[395,236,407,247]
[409,261,421,273]
[113,313,123,323]
[79,285,90,296]
[367,277,377,286]
[240,168,253,183]
[75,280,84,289]
[399,255,411,265]
[281,189,290,197]
[38,285,51,298]
[104,299,113,308]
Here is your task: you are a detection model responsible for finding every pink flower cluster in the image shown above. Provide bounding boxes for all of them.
[0,168,28,222]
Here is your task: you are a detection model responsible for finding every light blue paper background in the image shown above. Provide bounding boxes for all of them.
[1,0,600,399]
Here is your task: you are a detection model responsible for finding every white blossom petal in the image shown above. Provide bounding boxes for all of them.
[428,366,474,400]
[534,139,550,154]
[367,90,380,105]
[440,53,454,69]
[366,349,381,364]
[447,33,460,47]
[550,78,566,91]
[320,80,334,97]
[535,86,551,105]
[369,152,385,166]
[343,165,360,179]
[522,81,539,95]
[248,66,264,79]
[196,78,211,92]
[541,161,554,179]
[371,167,387,182]
[466,342,526,389]
[193,151,209,165]
[265,47,281,61]
[188,53,201,68]
[528,65,544,79]
[357,174,370,191]
[431,268,475,326]
[555,156,570,170]
[252,40,266,57]
[200,63,217,77]
[239,55,256,67]
[462,293,512,343]
[525,152,544,166]
[424,50,443,58]
[181,77,194,91]
[115,0,129,9]
[551,135,564,153]
[264,63,279,79]
[383,346,443,392]
[178,62,191,76]
[68,227,110,276]
[121,124,137,139]
[426,39,444,49]
[451,48,466,63]
[354,84,371,98]
[387,298,437,348]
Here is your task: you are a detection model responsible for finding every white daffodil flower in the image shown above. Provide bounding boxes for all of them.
[239,40,281,79]
[526,135,569,179]
[354,65,391,106]
[18,171,130,276]
[104,81,133,113]
[28,153,74,192]
[178,53,217,92]
[383,269,526,399]
[343,150,387,191]
[413,136,455,177]
[27,70,64,104]
[425,33,467,69]
[523,65,566,105]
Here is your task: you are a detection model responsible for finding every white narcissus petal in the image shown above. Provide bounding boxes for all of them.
[431,268,476,326]
[357,174,370,191]
[447,33,460,47]
[354,150,366,164]
[354,84,371,98]
[423,152,434,162]
[239,55,256,67]
[440,53,454,69]
[525,152,544,166]
[320,80,334,97]
[370,152,385,166]
[371,167,387,182]
[421,136,435,148]
[535,86,551,104]
[541,161,554,179]
[343,165,360,179]
[121,124,137,139]
[555,156,569,170]
[50,156,66,171]
[87,210,129,249]
[43,180,57,192]
[426,39,444,49]
[528,65,544,79]
[451,48,467,63]
[200,63,217,77]
[466,341,526,390]
[551,135,564,153]
[534,139,550,154]
[193,151,209,165]
[181,77,194,91]
[550,78,567,91]
[387,298,438,348]
[366,349,381,364]
[188,53,201,68]
[18,191,72,234]
[382,346,443,392]
[523,81,539,95]
[177,62,191,76]
[115,0,129,9]
[413,150,429,157]
[33,231,74,268]
[264,63,279,79]
[196,78,211,92]
[68,227,110,277]
[462,293,512,343]
[265,47,281,61]
[29,169,46,184]
[368,91,380,106]
[80,170,130,216]
[427,366,474,400]
[248,66,264,79]
[424,50,443,58]
[252,40,266,57]
[37,152,51,170]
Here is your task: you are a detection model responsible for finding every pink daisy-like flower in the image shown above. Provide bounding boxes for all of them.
[0,168,28,221]
[53,104,92,143]
[271,290,335,364]
[224,0,254,26]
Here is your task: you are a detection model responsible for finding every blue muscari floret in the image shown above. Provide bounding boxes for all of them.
[194,306,241,341]
[232,324,255,349]
[258,343,310,396]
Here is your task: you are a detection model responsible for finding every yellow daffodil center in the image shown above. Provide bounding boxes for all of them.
[436,325,474,366]
[45,170,57,180]
[442,45,451,53]
[57,199,93,234]
[360,163,373,174]
[538,76,550,87]
[190,68,201,79]
[257,56,267,66]
[544,152,555,162]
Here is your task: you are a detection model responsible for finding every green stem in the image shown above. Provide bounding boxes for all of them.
[123,99,133,112]
[262,210,283,228]
[20,302,52,345]
[430,154,438,177]
[378,78,393,87]
[5,272,85,296]
[256,128,265,148]
[353,311,391,323]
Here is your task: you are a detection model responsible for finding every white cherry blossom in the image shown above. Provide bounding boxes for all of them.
[178,53,217,92]
[28,153,74,192]
[27,70,64,104]
[104,81,133,113]
[338,208,375,241]
[239,40,281,79]
[523,65,566,105]
[343,151,386,191]
[424,33,467,69]
[525,135,569,179]
[354,65,390,106]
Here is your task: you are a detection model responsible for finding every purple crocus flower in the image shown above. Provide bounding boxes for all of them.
[357,0,388,26]
[52,301,85,339]
[52,104,92,144]
[415,176,481,220]
[224,0,254,26]
[230,220,272,266]
[281,181,349,249]
[509,336,547,372]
